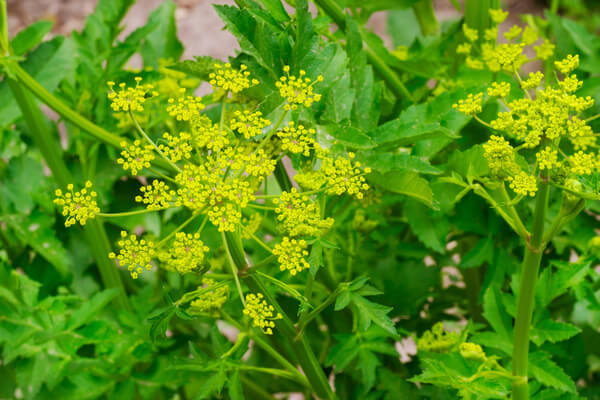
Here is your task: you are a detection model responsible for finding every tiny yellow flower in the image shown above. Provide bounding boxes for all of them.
[273,188,334,237]
[536,146,560,170]
[321,152,371,199]
[230,110,271,139]
[555,54,579,75]
[135,180,175,210]
[569,151,595,175]
[191,114,230,151]
[158,132,194,162]
[456,43,471,55]
[484,27,498,42]
[487,81,511,97]
[534,39,555,60]
[243,293,282,335]
[53,181,100,227]
[117,140,155,175]
[462,24,478,42]
[277,121,318,156]
[107,78,156,112]
[244,149,277,178]
[504,25,522,41]
[163,232,210,274]
[209,63,259,93]
[489,8,509,24]
[521,71,544,90]
[272,237,310,276]
[558,74,582,93]
[453,92,483,115]
[483,135,514,172]
[465,56,484,70]
[276,66,323,110]
[459,342,487,362]
[109,231,156,279]
[189,278,229,316]
[166,88,205,121]
[508,172,537,197]
[521,26,538,46]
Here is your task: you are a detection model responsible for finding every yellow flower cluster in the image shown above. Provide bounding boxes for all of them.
[277,122,319,156]
[321,153,371,199]
[487,81,510,97]
[135,180,175,210]
[209,63,259,93]
[109,231,156,279]
[191,114,229,151]
[417,322,460,353]
[166,89,205,121]
[243,293,282,335]
[189,278,229,316]
[230,110,271,139]
[276,66,324,110]
[244,149,277,178]
[158,132,193,162]
[508,172,538,197]
[162,232,209,274]
[272,237,310,275]
[273,188,334,237]
[452,93,483,115]
[107,77,156,112]
[482,135,514,173]
[117,140,155,175]
[54,181,100,227]
[569,151,596,175]
[536,147,560,170]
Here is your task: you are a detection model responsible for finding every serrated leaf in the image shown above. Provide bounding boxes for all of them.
[530,319,581,346]
[357,151,441,175]
[322,72,355,123]
[66,289,118,331]
[228,370,244,400]
[308,241,323,276]
[326,334,360,370]
[11,20,54,56]
[140,0,183,67]
[369,170,434,208]
[483,286,513,344]
[459,237,494,269]
[323,125,375,149]
[404,199,447,253]
[166,56,221,81]
[357,349,379,391]
[529,351,576,393]
[148,306,175,341]
[351,293,396,334]
[335,290,351,311]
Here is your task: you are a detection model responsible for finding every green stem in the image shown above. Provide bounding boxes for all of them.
[296,283,346,335]
[157,210,201,246]
[464,0,500,36]
[222,231,246,307]
[98,208,163,218]
[412,0,440,36]
[311,0,414,102]
[6,77,130,311]
[512,178,550,400]
[129,111,181,172]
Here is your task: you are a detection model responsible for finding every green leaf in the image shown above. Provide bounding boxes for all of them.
[322,72,355,123]
[530,319,581,346]
[256,0,289,23]
[11,20,54,56]
[66,289,118,331]
[308,241,323,276]
[351,293,396,334]
[326,334,360,370]
[404,199,447,253]
[228,370,244,400]
[141,0,184,68]
[0,35,74,126]
[357,348,379,391]
[148,306,176,342]
[335,290,352,311]
[529,351,576,393]
[357,151,441,174]
[347,0,420,14]
[536,259,591,308]
[369,103,457,148]
[369,170,434,208]
[166,56,221,81]
[322,125,375,149]
[482,286,513,345]
[459,237,494,268]
[196,365,227,399]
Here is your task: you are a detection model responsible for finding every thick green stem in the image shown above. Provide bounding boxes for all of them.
[6,78,130,311]
[311,0,413,102]
[412,0,439,36]
[464,0,500,35]
[512,179,550,400]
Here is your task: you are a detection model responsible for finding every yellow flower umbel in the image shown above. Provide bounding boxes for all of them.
[321,153,371,199]
[158,132,193,162]
[163,232,210,274]
[459,342,487,362]
[107,77,156,112]
[452,93,483,115]
[54,181,100,227]
[209,63,259,94]
[189,278,229,316]
[276,66,324,110]
[508,172,538,197]
[109,231,156,279]
[117,140,155,175]
[166,88,205,121]
[272,237,310,276]
[482,135,514,173]
[277,122,319,156]
[135,180,175,210]
[243,293,282,335]
[273,188,334,237]
[230,110,271,139]
[191,114,229,151]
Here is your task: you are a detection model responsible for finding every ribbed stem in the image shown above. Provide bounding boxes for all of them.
[464,0,500,35]
[412,0,439,36]
[7,78,130,311]
[512,179,550,400]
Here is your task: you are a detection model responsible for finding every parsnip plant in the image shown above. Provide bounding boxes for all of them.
[1,0,600,399]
